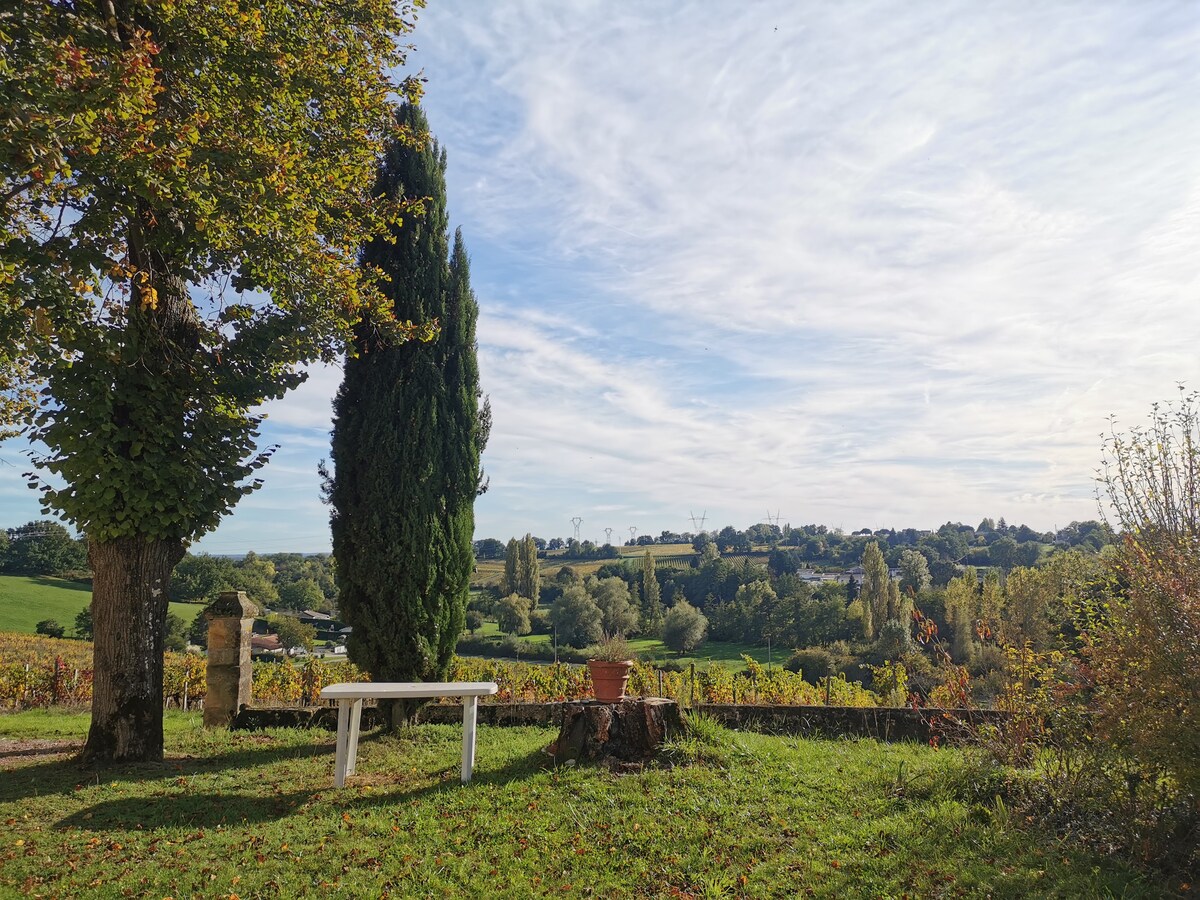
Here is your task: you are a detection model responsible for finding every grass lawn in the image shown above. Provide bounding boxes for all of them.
[0,575,204,637]
[0,710,1169,898]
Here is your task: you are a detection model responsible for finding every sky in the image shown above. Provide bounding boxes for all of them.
[3,1,1199,553]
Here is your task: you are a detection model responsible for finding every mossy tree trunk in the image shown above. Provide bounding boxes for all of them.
[82,536,185,762]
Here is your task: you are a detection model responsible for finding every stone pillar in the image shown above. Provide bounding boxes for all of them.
[203,591,256,728]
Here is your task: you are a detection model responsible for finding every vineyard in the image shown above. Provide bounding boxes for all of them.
[0,632,882,710]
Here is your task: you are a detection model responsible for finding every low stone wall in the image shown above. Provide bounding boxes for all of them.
[232,700,1006,744]
[695,704,1010,743]
[233,701,566,732]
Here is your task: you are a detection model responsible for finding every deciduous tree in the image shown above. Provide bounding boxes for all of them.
[898,548,931,595]
[550,585,603,649]
[3,521,87,575]
[74,604,94,641]
[496,594,533,636]
[662,600,708,653]
[3,0,425,762]
[640,551,664,636]
[503,538,519,596]
[36,618,65,638]
[169,553,236,603]
[590,576,639,637]
[859,541,889,640]
[267,614,316,654]
[518,533,540,604]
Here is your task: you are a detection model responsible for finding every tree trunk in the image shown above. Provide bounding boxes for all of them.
[82,536,185,763]
[551,698,682,771]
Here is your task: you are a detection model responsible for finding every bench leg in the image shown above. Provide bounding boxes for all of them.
[333,699,364,787]
[461,695,479,783]
[345,698,363,777]
[333,700,351,788]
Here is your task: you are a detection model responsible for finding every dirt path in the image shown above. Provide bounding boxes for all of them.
[0,739,82,768]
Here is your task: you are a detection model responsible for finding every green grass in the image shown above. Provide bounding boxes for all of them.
[0,709,1171,898]
[0,575,203,637]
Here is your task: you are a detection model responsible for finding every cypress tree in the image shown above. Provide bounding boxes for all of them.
[328,104,486,725]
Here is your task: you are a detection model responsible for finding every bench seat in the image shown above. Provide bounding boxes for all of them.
[319,681,499,787]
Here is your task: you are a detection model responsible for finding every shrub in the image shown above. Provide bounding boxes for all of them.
[1094,390,1200,806]
[497,634,524,659]
[35,619,65,638]
[783,648,835,684]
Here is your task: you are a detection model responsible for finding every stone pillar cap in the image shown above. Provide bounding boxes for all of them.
[204,590,258,619]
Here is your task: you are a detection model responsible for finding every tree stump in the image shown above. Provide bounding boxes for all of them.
[551,698,682,771]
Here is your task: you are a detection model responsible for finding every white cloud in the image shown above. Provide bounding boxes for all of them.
[7,2,1197,549]
[412,0,1200,539]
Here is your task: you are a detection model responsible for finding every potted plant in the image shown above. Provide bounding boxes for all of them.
[587,633,635,703]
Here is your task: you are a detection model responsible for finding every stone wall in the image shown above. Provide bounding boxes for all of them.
[233,700,1007,744]
[694,704,1010,743]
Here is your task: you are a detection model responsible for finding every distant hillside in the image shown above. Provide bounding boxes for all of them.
[0,575,200,637]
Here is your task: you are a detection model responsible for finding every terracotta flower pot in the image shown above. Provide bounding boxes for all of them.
[588,659,634,703]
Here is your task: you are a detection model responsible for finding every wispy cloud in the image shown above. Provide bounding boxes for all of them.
[3,1,1197,551]
[417,0,1200,541]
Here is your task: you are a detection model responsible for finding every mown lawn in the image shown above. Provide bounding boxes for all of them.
[0,575,202,637]
[0,710,1172,898]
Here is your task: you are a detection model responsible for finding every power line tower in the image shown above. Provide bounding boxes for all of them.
[628,526,637,545]
[689,510,707,532]
[604,527,613,545]
[570,517,582,542]
[766,510,782,527]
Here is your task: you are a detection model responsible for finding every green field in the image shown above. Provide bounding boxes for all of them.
[474,543,701,587]
[0,709,1170,898]
[0,575,204,637]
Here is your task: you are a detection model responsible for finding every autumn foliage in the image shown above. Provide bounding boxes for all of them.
[1,636,888,710]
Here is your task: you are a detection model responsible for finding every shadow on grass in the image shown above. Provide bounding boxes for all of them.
[56,787,322,830]
[28,575,92,593]
[0,739,334,804]
[53,743,553,832]
[2,725,554,832]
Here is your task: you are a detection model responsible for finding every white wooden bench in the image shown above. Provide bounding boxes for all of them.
[319,681,499,787]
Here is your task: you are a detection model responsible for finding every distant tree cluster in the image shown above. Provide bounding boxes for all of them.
[479,517,1111,590]
[0,521,88,577]
[476,514,1111,700]
[169,552,337,612]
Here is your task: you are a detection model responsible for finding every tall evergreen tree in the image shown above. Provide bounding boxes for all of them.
[328,104,486,725]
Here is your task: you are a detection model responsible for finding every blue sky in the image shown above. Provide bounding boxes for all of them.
[3,1,1199,553]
